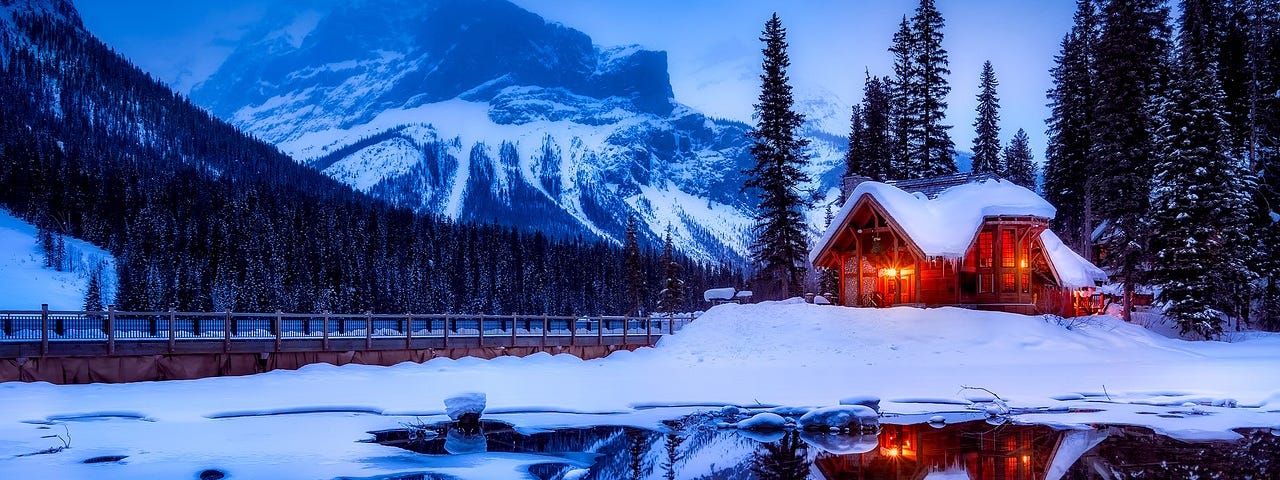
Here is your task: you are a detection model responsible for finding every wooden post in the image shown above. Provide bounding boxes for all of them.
[322,311,330,351]
[477,316,485,347]
[597,317,603,346]
[223,309,231,353]
[645,317,652,344]
[569,317,576,347]
[365,311,373,350]
[168,307,176,354]
[274,310,282,353]
[40,304,48,357]
[510,314,517,346]
[405,313,413,350]
[107,305,116,356]
[915,257,922,305]
[541,315,548,347]
[668,315,674,335]
[443,315,450,348]
[622,316,629,345]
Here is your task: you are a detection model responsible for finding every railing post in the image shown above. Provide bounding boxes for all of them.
[510,314,517,346]
[148,309,157,337]
[107,304,116,356]
[541,315,548,347]
[3,311,11,337]
[569,316,576,347]
[365,311,373,351]
[223,309,231,353]
[168,307,176,354]
[40,304,49,357]
[646,317,651,345]
[477,316,485,347]
[322,311,330,351]
[274,310,282,353]
[597,317,603,346]
[443,314,450,348]
[622,316,628,345]
[669,315,675,335]
[405,312,413,350]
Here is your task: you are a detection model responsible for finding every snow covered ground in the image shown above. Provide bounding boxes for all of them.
[0,209,116,311]
[1,301,1278,478]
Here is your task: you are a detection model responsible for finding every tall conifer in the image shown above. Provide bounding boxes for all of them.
[971,60,1003,175]
[1090,0,1171,322]
[911,0,957,176]
[1044,0,1100,254]
[1002,129,1037,190]
[744,13,811,299]
[1149,0,1257,338]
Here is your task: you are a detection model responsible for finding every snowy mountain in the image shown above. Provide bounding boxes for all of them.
[190,0,848,264]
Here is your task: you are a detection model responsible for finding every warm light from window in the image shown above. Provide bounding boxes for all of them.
[1020,259,1028,269]
[880,268,898,277]
[885,447,900,456]
[1022,455,1030,464]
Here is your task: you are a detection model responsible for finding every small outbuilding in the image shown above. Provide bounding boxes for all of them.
[810,177,1106,316]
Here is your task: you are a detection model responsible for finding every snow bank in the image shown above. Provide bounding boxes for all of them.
[2,302,1279,478]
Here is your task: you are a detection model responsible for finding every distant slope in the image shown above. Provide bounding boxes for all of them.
[0,209,116,310]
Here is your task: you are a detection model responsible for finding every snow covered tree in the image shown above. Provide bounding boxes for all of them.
[911,0,957,177]
[744,13,812,300]
[623,215,644,315]
[1002,128,1037,190]
[1090,0,1171,322]
[1044,0,1100,254]
[83,261,104,313]
[1242,0,1280,331]
[1149,0,1258,338]
[657,231,684,314]
[971,60,1003,176]
[846,73,895,181]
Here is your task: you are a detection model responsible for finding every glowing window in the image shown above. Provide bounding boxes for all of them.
[1001,230,1015,268]
[978,231,993,268]
[1002,273,1015,293]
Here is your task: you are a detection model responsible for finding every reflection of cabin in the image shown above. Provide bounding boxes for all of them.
[814,422,1075,480]
[810,177,1107,317]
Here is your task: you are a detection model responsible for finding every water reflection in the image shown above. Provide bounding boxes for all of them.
[371,415,1277,480]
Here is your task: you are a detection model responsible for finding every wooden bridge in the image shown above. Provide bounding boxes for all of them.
[0,305,697,384]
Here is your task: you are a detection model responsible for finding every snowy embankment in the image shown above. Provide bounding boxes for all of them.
[0,209,116,310]
[1,301,1278,478]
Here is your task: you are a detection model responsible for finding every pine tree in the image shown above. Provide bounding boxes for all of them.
[1044,0,1100,255]
[847,72,895,181]
[971,60,1003,175]
[888,16,919,178]
[1091,0,1172,322]
[658,231,683,314]
[1002,128,1037,189]
[911,0,957,176]
[83,261,104,313]
[845,103,867,176]
[1251,0,1280,331]
[623,215,644,315]
[1149,0,1258,338]
[744,13,812,300]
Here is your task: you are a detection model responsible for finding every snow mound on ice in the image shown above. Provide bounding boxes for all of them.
[735,412,788,431]
[797,405,878,431]
[444,392,486,421]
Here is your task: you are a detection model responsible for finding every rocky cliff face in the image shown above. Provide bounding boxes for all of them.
[191,0,845,263]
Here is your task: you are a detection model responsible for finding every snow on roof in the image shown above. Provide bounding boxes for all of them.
[704,287,736,302]
[1040,229,1108,288]
[811,179,1056,262]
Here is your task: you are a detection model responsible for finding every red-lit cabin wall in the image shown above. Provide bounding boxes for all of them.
[918,258,958,306]
[959,217,1049,314]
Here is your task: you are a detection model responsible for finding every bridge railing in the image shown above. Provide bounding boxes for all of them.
[0,305,699,357]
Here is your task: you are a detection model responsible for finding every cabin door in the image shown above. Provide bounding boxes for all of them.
[877,268,916,306]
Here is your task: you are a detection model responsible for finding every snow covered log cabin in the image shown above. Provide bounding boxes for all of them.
[811,175,1107,316]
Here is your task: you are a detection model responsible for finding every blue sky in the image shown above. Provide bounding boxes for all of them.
[75,0,1077,161]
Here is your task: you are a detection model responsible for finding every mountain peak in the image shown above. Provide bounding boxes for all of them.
[1,0,83,31]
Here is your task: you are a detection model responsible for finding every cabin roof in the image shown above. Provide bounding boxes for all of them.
[887,172,1000,199]
[812,179,1056,262]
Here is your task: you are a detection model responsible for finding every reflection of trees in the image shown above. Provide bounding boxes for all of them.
[627,429,653,480]
[1078,428,1280,478]
[662,432,684,480]
[750,430,812,480]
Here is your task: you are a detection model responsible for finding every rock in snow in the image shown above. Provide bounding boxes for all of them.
[444,392,486,422]
[797,405,879,431]
[735,412,789,431]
